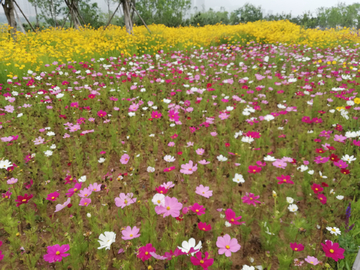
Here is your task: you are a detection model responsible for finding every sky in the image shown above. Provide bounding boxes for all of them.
[1,0,360,19]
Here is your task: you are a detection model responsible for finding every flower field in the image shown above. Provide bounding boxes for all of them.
[1,21,360,269]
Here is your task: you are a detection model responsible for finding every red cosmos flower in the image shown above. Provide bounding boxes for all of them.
[315,148,326,153]
[335,124,343,131]
[206,83,212,88]
[340,168,350,175]
[225,143,230,147]
[329,154,339,162]
[15,194,33,207]
[312,117,323,124]
[171,133,178,139]
[248,165,262,174]
[190,251,214,269]
[318,194,327,204]
[163,166,175,172]
[311,183,323,194]
[190,203,206,216]
[277,175,294,185]
[148,118,153,121]
[225,209,245,225]
[290,243,304,252]
[301,116,312,123]
[327,146,335,151]
[155,186,168,195]
[177,152,183,155]
[197,222,212,231]
[88,94,95,99]
[321,182,329,187]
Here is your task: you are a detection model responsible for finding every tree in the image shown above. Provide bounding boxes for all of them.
[188,7,229,26]
[230,3,263,24]
[1,0,17,32]
[28,0,64,27]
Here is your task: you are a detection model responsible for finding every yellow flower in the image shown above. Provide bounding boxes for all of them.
[354,98,360,104]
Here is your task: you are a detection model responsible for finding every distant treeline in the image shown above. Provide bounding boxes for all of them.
[11,0,360,31]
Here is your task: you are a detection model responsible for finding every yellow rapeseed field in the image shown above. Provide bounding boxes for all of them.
[1,20,360,77]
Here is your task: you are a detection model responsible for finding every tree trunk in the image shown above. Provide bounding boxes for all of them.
[2,0,17,39]
[34,3,39,28]
[122,0,132,34]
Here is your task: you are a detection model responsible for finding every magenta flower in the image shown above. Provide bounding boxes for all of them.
[137,243,156,261]
[0,250,3,261]
[190,203,206,216]
[46,192,60,201]
[242,193,261,206]
[190,251,214,269]
[216,234,241,257]
[115,193,137,208]
[318,194,327,205]
[248,165,262,174]
[79,198,91,206]
[151,111,162,119]
[2,191,12,199]
[197,222,212,231]
[311,183,323,194]
[180,160,197,174]
[195,185,213,198]
[164,248,186,260]
[321,240,345,262]
[277,175,294,185]
[225,209,245,225]
[120,154,130,165]
[290,242,304,251]
[163,166,176,172]
[43,244,70,263]
[97,110,107,117]
[65,183,82,197]
[314,156,330,164]
[155,196,183,218]
[333,160,348,169]
[121,226,141,240]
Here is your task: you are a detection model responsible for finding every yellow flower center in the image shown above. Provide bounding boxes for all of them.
[22,199,27,202]
[226,245,230,249]
[145,252,149,255]
[330,249,334,253]
[157,200,161,204]
[56,251,60,255]
[85,194,88,196]
[200,260,204,264]
[231,218,234,222]
[166,206,170,210]
[196,209,199,212]
[295,248,298,251]
[130,234,133,237]
[51,196,55,199]
[202,228,205,230]
[74,188,78,192]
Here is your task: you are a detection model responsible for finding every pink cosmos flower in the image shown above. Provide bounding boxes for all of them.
[333,160,348,169]
[196,148,205,155]
[180,160,197,174]
[197,222,211,231]
[225,209,245,225]
[334,134,347,143]
[190,203,206,216]
[163,166,176,172]
[242,193,261,206]
[137,243,156,261]
[160,182,175,189]
[290,243,304,251]
[305,256,319,265]
[2,191,12,199]
[46,192,60,201]
[65,183,82,197]
[43,244,70,263]
[195,185,213,198]
[55,198,71,212]
[164,248,186,260]
[272,159,287,169]
[7,178,18,184]
[248,165,262,174]
[216,234,241,257]
[321,240,345,262]
[190,251,214,269]
[155,196,183,218]
[218,113,229,120]
[115,193,137,208]
[79,198,91,206]
[277,175,294,185]
[210,132,217,136]
[314,156,330,164]
[121,226,141,240]
[198,160,210,165]
[88,183,101,192]
[311,183,323,194]
[120,154,130,164]
[78,188,92,198]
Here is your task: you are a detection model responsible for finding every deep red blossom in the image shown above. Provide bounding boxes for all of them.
[15,194,33,207]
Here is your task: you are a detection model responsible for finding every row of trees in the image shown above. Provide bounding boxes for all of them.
[3,0,360,31]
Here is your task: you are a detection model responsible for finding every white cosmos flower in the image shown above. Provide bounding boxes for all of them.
[297,165,308,172]
[242,265,256,270]
[164,155,175,162]
[319,171,327,179]
[163,99,171,104]
[44,150,53,157]
[152,193,165,206]
[225,221,232,227]
[46,131,55,136]
[56,93,64,98]
[128,112,135,117]
[98,231,116,250]
[0,159,13,169]
[341,154,356,163]
[264,155,276,162]
[288,204,298,212]
[336,195,344,200]
[286,197,294,204]
[264,115,275,121]
[78,175,87,182]
[326,227,341,236]
[226,106,234,111]
[17,113,23,118]
[177,238,202,256]
[234,130,243,139]
[98,158,106,163]
[217,155,228,162]
[149,134,155,137]
[233,173,245,184]
[241,136,254,144]
[147,166,155,173]
[50,144,56,149]
[308,170,314,175]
